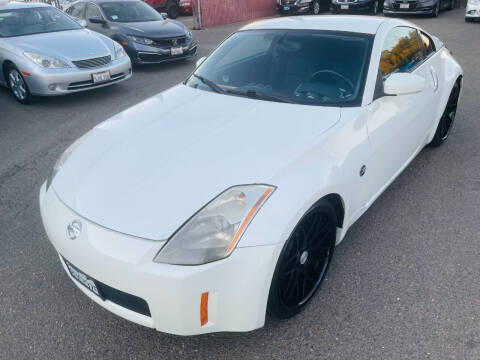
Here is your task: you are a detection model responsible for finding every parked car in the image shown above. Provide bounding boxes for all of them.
[40,16,462,335]
[0,2,131,104]
[383,0,456,17]
[179,0,192,15]
[65,0,197,64]
[465,0,480,21]
[142,0,179,18]
[276,0,328,15]
[331,0,383,14]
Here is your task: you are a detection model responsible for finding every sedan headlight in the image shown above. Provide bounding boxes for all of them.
[128,35,155,46]
[46,131,91,191]
[24,52,69,69]
[113,41,126,59]
[154,185,275,265]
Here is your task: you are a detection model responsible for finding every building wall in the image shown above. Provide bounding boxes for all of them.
[197,0,277,28]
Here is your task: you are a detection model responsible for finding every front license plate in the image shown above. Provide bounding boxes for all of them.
[283,5,290,10]
[400,3,409,8]
[341,4,349,9]
[92,71,111,84]
[171,47,184,56]
[64,259,103,299]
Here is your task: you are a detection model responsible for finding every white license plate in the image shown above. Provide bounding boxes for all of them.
[171,47,184,56]
[400,3,409,8]
[283,5,290,10]
[341,4,349,9]
[92,71,111,84]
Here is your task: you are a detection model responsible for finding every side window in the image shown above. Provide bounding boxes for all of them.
[419,31,435,58]
[379,27,424,78]
[86,3,102,19]
[69,3,85,18]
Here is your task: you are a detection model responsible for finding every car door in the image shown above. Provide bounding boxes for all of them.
[85,2,107,35]
[364,26,437,204]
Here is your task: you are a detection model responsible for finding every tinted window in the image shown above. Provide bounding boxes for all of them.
[0,7,82,37]
[379,27,424,77]
[100,1,163,22]
[68,3,85,18]
[86,3,102,19]
[419,31,435,57]
[186,30,373,106]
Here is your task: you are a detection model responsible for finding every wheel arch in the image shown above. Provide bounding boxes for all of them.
[315,193,345,228]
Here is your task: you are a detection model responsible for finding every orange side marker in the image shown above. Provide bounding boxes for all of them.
[21,72,32,77]
[200,292,209,326]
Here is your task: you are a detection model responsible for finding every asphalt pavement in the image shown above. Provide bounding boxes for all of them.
[1,8,479,360]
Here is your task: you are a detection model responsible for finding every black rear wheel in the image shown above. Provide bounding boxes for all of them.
[167,2,179,18]
[268,201,337,319]
[429,81,460,147]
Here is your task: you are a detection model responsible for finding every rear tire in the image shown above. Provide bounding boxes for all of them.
[7,65,32,105]
[370,0,379,14]
[167,2,179,18]
[431,1,440,16]
[267,201,337,319]
[429,81,460,147]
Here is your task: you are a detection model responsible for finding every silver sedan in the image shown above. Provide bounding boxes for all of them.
[0,2,132,104]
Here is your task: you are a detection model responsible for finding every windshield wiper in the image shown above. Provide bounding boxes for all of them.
[226,89,293,104]
[192,74,225,94]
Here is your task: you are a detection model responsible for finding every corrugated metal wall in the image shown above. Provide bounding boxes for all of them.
[197,0,277,28]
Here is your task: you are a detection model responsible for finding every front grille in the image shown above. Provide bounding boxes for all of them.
[137,46,197,63]
[281,0,296,5]
[393,0,417,9]
[337,0,356,3]
[96,281,151,317]
[67,72,129,90]
[72,55,112,69]
[151,36,187,48]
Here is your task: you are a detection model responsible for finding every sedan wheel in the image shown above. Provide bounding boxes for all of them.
[431,1,440,16]
[268,201,337,319]
[371,0,379,14]
[429,81,460,147]
[8,67,31,105]
[312,0,321,14]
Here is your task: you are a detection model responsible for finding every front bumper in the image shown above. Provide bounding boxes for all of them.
[126,41,198,64]
[466,4,480,17]
[39,183,279,335]
[24,56,132,96]
[383,2,435,14]
[277,3,311,14]
[330,1,374,12]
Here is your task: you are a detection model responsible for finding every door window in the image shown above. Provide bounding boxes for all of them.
[379,27,424,78]
[86,3,102,20]
[68,2,85,18]
[419,31,435,58]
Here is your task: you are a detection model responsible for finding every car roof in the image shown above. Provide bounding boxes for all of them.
[241,16,404,35]
[0,1,51,10]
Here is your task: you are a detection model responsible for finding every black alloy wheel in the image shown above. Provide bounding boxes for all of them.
[429,80,461,147]
[311,0,321,14]
[268,201,337,319]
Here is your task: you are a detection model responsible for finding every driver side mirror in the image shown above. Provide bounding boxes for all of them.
[89,17,107,25]
[383,73,426,96]
[196,56,206,68]
[161,12,168,18]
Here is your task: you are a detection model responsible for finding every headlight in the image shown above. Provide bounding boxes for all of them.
[154,185,275,265]
[128,35,155,45]
[113,41,126,59]
[46,131,91,191]
[24,52,69,69]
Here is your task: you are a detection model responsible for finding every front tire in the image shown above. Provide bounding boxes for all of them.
[7,66,32,105]
[429,81,460,147]
[371,0,379,14]
[267,201,337,319]
[431,0,440,16]
[311,0,321,14]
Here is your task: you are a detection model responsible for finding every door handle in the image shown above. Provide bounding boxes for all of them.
[429,66,439,92]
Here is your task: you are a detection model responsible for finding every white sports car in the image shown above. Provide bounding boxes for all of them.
[466,0,480,21]
[40,16,463,335]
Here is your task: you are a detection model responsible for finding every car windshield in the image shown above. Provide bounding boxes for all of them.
[186,30,373,106]
[100,1,163,22]
[0,7,82,37]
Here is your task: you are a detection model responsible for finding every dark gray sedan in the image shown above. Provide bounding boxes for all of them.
[0,2,131,104]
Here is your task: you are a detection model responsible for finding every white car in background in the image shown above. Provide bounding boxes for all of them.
[40,16,463,335]
[466,0,480,21]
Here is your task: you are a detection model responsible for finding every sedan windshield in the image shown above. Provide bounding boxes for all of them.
[0,7,82,37]
[186,30,373,106]
[100,1,163,22]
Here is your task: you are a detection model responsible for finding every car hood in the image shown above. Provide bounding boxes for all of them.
[52,85,340,240]
[113,19,187,38]
[10,29,111,61]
